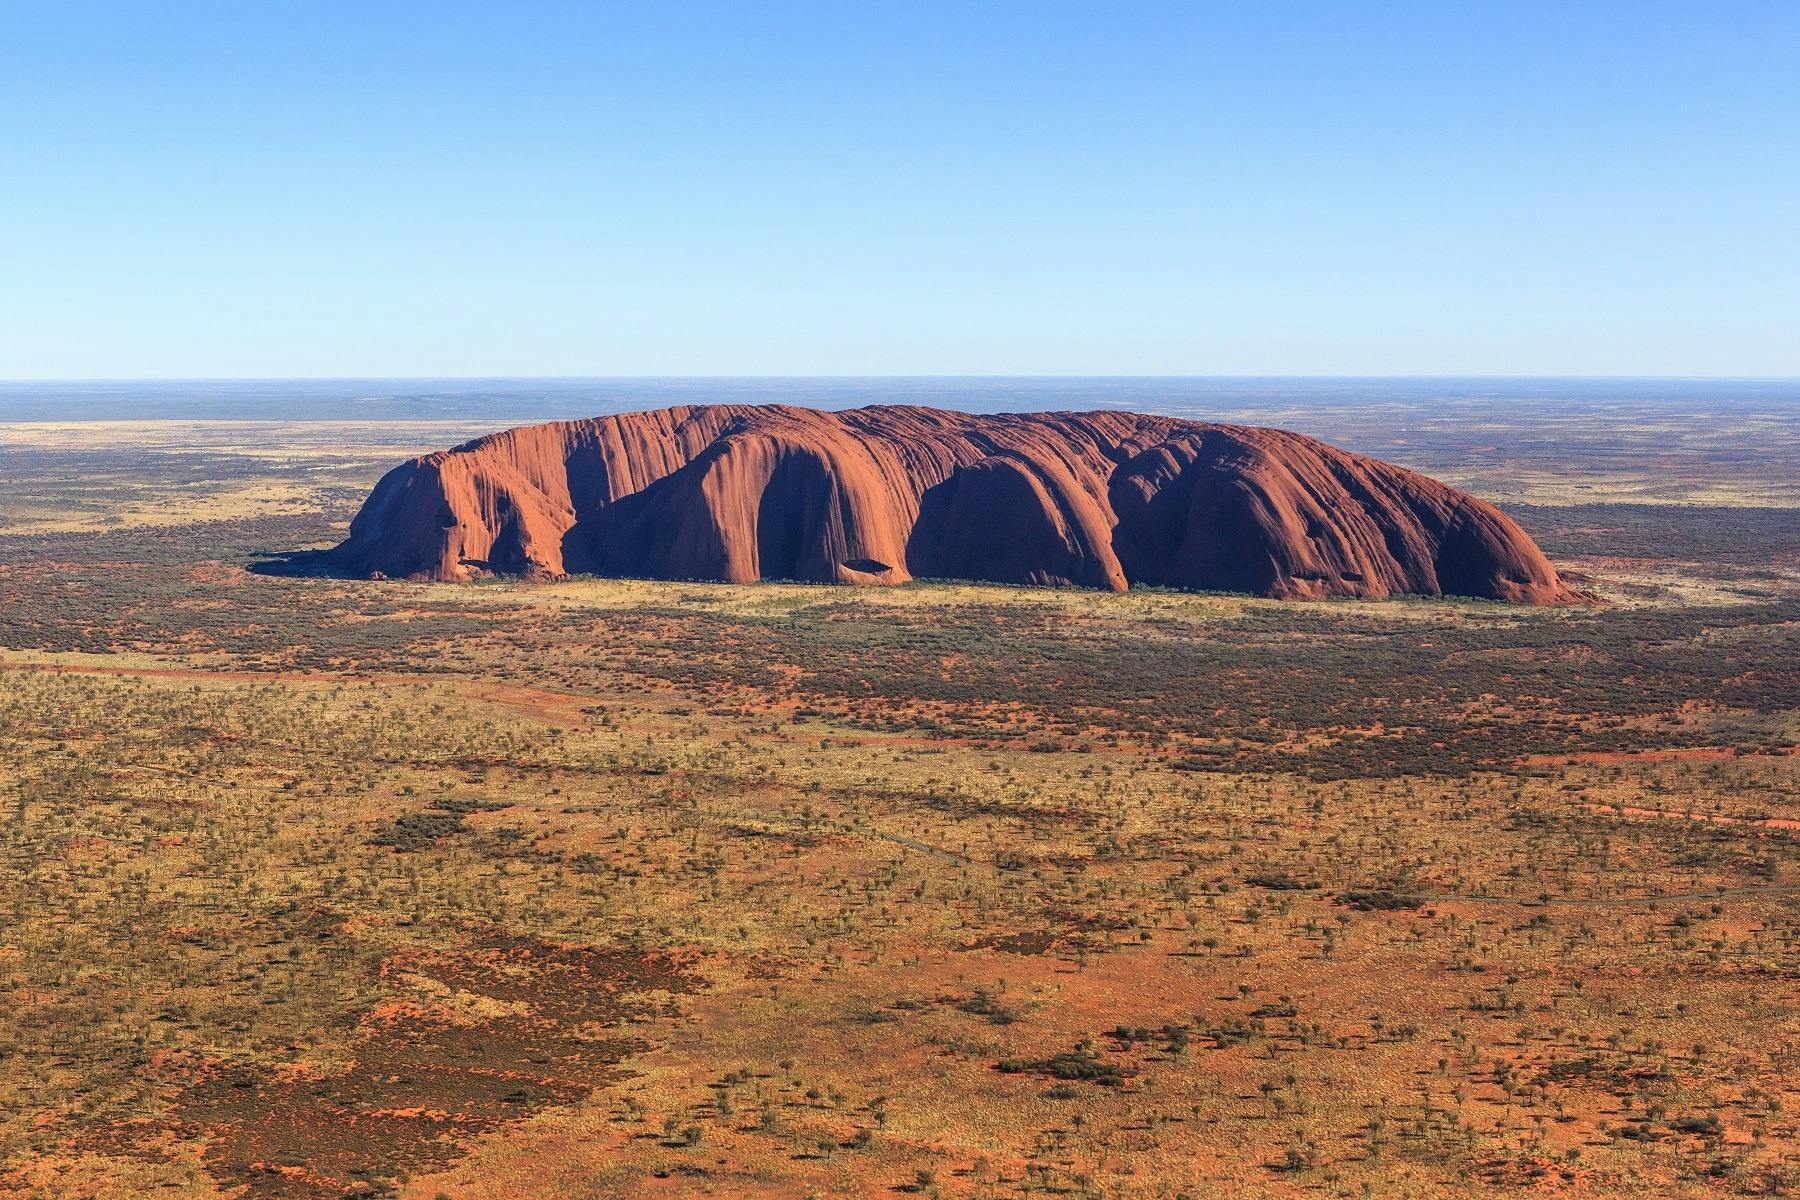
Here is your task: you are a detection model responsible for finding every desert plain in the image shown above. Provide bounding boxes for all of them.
[0,394,1796,1199]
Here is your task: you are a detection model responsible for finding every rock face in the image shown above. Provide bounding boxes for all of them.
[332,404,1579,604]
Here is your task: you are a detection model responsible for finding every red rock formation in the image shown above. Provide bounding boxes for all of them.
[333,404,1580,604]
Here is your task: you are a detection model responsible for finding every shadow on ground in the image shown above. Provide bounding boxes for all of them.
[246,549,356,578]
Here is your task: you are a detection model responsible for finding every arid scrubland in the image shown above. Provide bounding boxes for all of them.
[0,422,1796,1198]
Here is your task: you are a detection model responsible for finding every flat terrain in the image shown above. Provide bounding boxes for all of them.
[0,405,1796,1198]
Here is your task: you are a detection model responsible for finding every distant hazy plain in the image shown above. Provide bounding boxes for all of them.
[1,375,1796,423]
[4,377,1796,509]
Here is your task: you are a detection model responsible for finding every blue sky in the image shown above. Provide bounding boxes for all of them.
[2,1,1795,378]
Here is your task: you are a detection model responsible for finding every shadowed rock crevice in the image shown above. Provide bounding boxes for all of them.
[330,404,1582,604]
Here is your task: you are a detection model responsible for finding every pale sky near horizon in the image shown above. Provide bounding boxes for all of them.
[2,2,1796,379]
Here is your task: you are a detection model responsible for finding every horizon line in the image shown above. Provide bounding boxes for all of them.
[4,373,1800,385]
